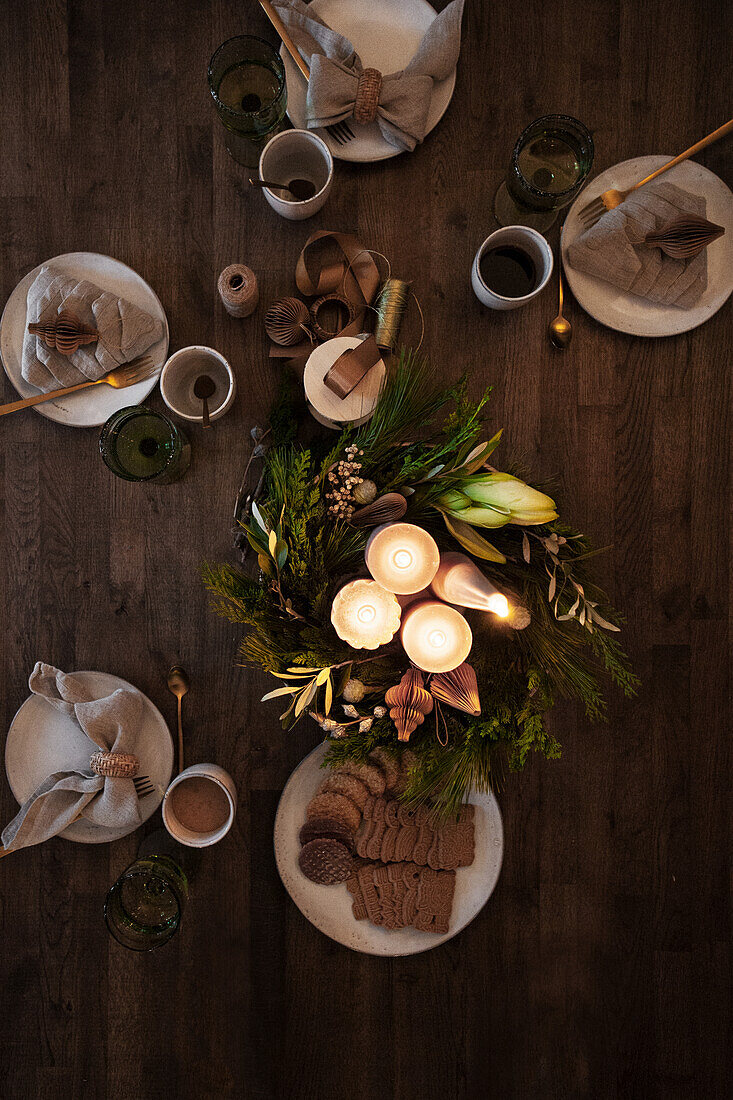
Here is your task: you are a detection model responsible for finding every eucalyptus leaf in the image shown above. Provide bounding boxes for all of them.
[261,685,300,701]
[268,530,278,556]
[275,539,288,569]
[522,532,531,563]
[324,675,333,715]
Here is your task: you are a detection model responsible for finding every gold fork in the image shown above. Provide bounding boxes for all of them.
[577,117,733,229]
[0,355,156,418]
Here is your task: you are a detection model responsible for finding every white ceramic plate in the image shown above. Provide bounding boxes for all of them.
[5,671,174,844]
[274,742,503,955]
[282,0,457,163]
[562,157,733,337]
[0,252,169,427]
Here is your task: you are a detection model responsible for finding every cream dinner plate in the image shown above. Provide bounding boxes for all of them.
[274,742,504,955]
[4,671,174,844]
[0,251,169,427]
[281,0,458,163]
[562,157,733,337]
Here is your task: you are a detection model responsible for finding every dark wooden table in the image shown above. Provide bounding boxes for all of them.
[1,1,730,1097]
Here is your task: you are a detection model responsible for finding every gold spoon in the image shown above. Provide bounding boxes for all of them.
[548,243,571,350]
[167,666,190,774]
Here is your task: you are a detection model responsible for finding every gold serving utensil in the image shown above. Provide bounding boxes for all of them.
[577,117,733,229]
[256,0,355,146]
[167,666,190,774]
[0,355,156,418]
[548,240,571,350]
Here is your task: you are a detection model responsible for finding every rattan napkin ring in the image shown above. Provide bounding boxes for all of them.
[353,68,382,126]
[89,751,140,779]
[310,294,357,341]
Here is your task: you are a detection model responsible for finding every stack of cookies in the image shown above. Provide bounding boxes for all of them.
[297,749,476,936]
[298,749,411,885]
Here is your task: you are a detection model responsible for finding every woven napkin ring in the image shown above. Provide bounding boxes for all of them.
[310,293,357,341]
[353,68,382,125]
[89,751,140,779]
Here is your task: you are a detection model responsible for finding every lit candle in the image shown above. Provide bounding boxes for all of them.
[400,600,473,673]
[364,523,440,595]
[431,552,510,618]
[330,579,402,650]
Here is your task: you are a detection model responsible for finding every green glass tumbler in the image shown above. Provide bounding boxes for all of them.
[104,853,188,951]
[494,114,594,231]
[99,406,190,484]
[208,35,288,167]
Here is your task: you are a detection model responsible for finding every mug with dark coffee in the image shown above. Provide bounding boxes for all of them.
[162,764,236,848]
[471,226,554,311]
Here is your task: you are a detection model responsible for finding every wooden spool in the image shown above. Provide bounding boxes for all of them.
[28,310,99,356]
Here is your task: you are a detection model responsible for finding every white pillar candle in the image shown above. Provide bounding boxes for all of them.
[400,600,473,673]
[330,579,402,650]
[431,551,510,618]
[364,523,440,595]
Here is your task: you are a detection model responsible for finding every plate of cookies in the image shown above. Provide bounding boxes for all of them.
[274,742,504,955]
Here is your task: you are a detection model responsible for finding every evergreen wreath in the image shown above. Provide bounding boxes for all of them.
[204,350,638,817]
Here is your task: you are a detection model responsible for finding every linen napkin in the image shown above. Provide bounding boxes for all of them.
[1,663,143,854]
[273,0,465,152]
[22,265,164,391]
[566,181,708,308]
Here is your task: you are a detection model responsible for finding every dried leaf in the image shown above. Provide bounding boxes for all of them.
[522,532,531,563]
[251,500,268,534]
[295,680,317,717]
[268,529,278,556]
[315,667,331,686]
[441,512,507,563]
[548,572,557,601]
[588,607,621,632]
[324,676,333,715]
[261,685,300,702]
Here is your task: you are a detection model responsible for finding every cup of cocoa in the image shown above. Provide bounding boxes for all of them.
[162,764,236,847]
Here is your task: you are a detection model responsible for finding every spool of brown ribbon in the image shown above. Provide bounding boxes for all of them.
[324,334,382,399]
[269,231,380,370]
[218,264,259,317]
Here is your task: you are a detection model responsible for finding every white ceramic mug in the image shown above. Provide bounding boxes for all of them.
[160,346,236,423]
[162,763,237,847]
[471,226,554,311]
[258,129,333,220]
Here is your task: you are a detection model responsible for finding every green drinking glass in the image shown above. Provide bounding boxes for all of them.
[494,114,594,231]
[208,35,288,167]
[99,406,190,484]
[104,853,188,952]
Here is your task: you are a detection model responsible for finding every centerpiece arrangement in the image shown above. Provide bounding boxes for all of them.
[204,351,637,816]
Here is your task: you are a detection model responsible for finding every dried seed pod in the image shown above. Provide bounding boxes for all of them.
[644,215,725,260]
[350,492,408,528]
[385,668,434,741]
[429,662,481,716]
[265,297,311,346]
[353,479,377,505]
[88,751,140,779]
[28,310,99,356]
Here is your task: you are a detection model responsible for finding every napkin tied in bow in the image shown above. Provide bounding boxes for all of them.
[274,0,465,151]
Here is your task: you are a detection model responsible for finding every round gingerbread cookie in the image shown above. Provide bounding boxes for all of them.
[306,791,362,834]
[319,771,370,810]
[298,838,353,884]
[336,760,386,797]
[298,816,355,851]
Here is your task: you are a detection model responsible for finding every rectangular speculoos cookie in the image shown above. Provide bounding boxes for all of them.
[347,861,456,934]
[356,798,475,870]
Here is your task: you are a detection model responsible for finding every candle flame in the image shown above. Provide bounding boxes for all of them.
[487,593,510,618]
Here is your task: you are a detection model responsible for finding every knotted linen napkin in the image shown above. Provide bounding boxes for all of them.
[22,265,164,392]
[566,181,708,308]
[1,663,143,854]
[273,0,465,152]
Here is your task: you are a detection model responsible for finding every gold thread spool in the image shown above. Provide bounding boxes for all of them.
[218,264,259,317]
[374,278,410,353]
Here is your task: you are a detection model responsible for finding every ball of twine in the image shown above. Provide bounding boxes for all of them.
[218,264,259,317]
